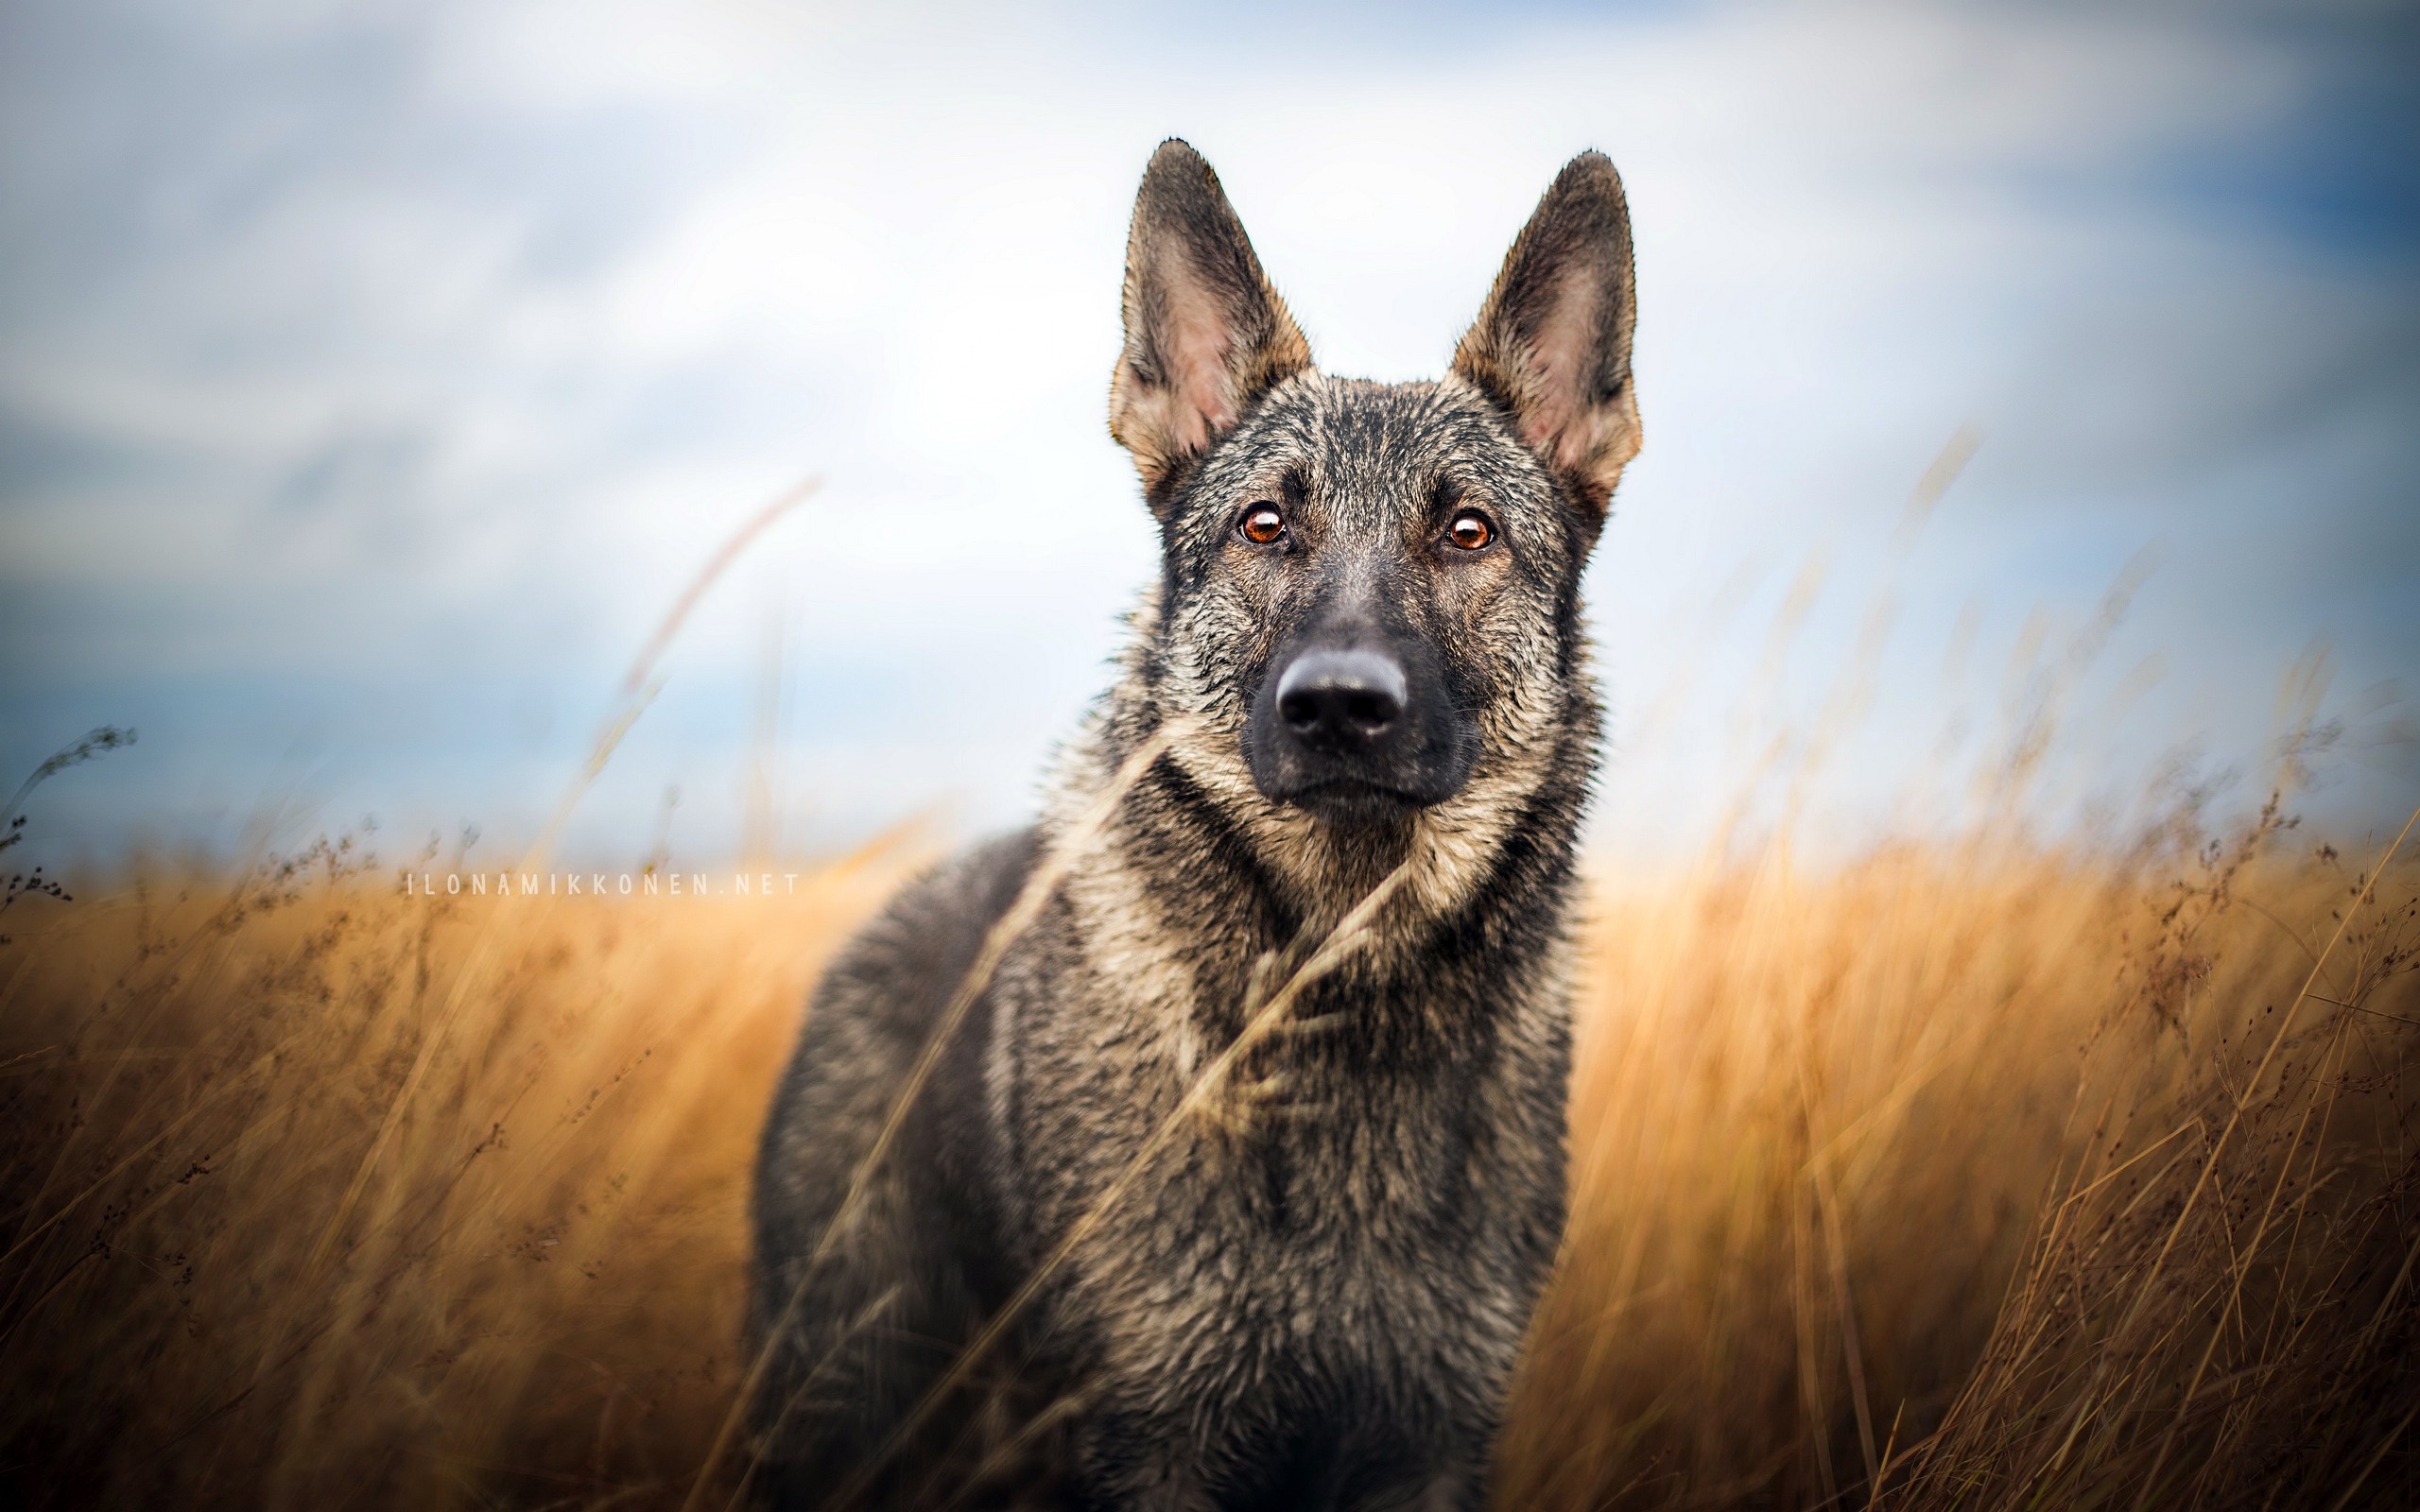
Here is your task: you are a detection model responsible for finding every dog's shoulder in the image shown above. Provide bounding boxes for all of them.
[754,828,1041,1237]
[813,827,1043,1048]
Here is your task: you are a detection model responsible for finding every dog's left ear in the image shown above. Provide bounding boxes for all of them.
[1452,151,1641,523]
[1111,140,1314,513]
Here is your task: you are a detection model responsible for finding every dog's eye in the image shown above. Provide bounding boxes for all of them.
[1238,506,1286,545]
[1445,511,1495,551]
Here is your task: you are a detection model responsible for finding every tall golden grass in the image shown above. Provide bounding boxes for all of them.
[3,789,2412,1509]
[1503,802,2420,1509]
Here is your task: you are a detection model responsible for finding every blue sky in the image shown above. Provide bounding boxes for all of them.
[2,0,2414,871]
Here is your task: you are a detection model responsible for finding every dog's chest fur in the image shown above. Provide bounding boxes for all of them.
[968,724,1577,1435]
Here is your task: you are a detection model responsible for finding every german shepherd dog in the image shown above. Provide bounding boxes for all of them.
[751,139,1640,1510]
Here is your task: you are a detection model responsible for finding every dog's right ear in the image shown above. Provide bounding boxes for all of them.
[1110,140,1313,513]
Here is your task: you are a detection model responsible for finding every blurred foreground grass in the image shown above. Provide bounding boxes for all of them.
[1,802,2414,1509]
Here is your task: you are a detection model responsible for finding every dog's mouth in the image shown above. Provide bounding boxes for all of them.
[1275,779,1431,828]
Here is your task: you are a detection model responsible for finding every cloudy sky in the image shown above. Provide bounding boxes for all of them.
[2,0,2414,871]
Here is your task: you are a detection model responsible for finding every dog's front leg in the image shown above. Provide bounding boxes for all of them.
[1409,1461,1484,1512]
[1063,1407,1224,1512]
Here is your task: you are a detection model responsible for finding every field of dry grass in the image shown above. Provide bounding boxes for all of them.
[2,795,2415,1509]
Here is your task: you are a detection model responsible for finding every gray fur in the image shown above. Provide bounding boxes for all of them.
[751,140,1640,1511]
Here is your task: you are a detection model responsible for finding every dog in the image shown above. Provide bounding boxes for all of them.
[750,138,1640,1511]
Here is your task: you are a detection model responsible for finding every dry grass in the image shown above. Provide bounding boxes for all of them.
[0,838,914,1509]
[2,800,2415,1509]
[1502,805,2420,1509]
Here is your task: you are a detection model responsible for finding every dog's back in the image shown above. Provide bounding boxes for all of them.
[750,831,1043,1505]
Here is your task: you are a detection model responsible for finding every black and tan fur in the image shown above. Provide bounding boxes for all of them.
[751,140,1641,1511]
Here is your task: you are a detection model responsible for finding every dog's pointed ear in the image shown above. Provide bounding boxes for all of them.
[1452,151,1641,522]
[1110,140,1313,511]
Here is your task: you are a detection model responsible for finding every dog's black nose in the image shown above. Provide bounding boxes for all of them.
[1275,648,1407,755]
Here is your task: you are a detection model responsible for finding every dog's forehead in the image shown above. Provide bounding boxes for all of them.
[1256,377,1527,523]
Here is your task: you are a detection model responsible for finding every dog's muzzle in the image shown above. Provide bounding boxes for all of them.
[1247,636,1476,825]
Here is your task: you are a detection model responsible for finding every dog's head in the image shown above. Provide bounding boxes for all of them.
[1109,140,1638,842]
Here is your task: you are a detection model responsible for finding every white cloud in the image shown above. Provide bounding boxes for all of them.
[1,0,2410,863]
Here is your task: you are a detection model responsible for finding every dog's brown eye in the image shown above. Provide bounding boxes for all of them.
[1446,511,1494,551]
[1239,506,1285,545]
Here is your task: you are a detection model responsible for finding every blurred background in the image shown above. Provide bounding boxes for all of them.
[1,0,2413,872]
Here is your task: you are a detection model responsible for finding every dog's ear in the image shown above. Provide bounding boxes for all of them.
[1110,140,1313,511]
[1452,151,1641,522]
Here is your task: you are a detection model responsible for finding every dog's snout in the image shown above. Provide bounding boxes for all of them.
[1248,629,1474,819]
[1275,648,1408,755]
